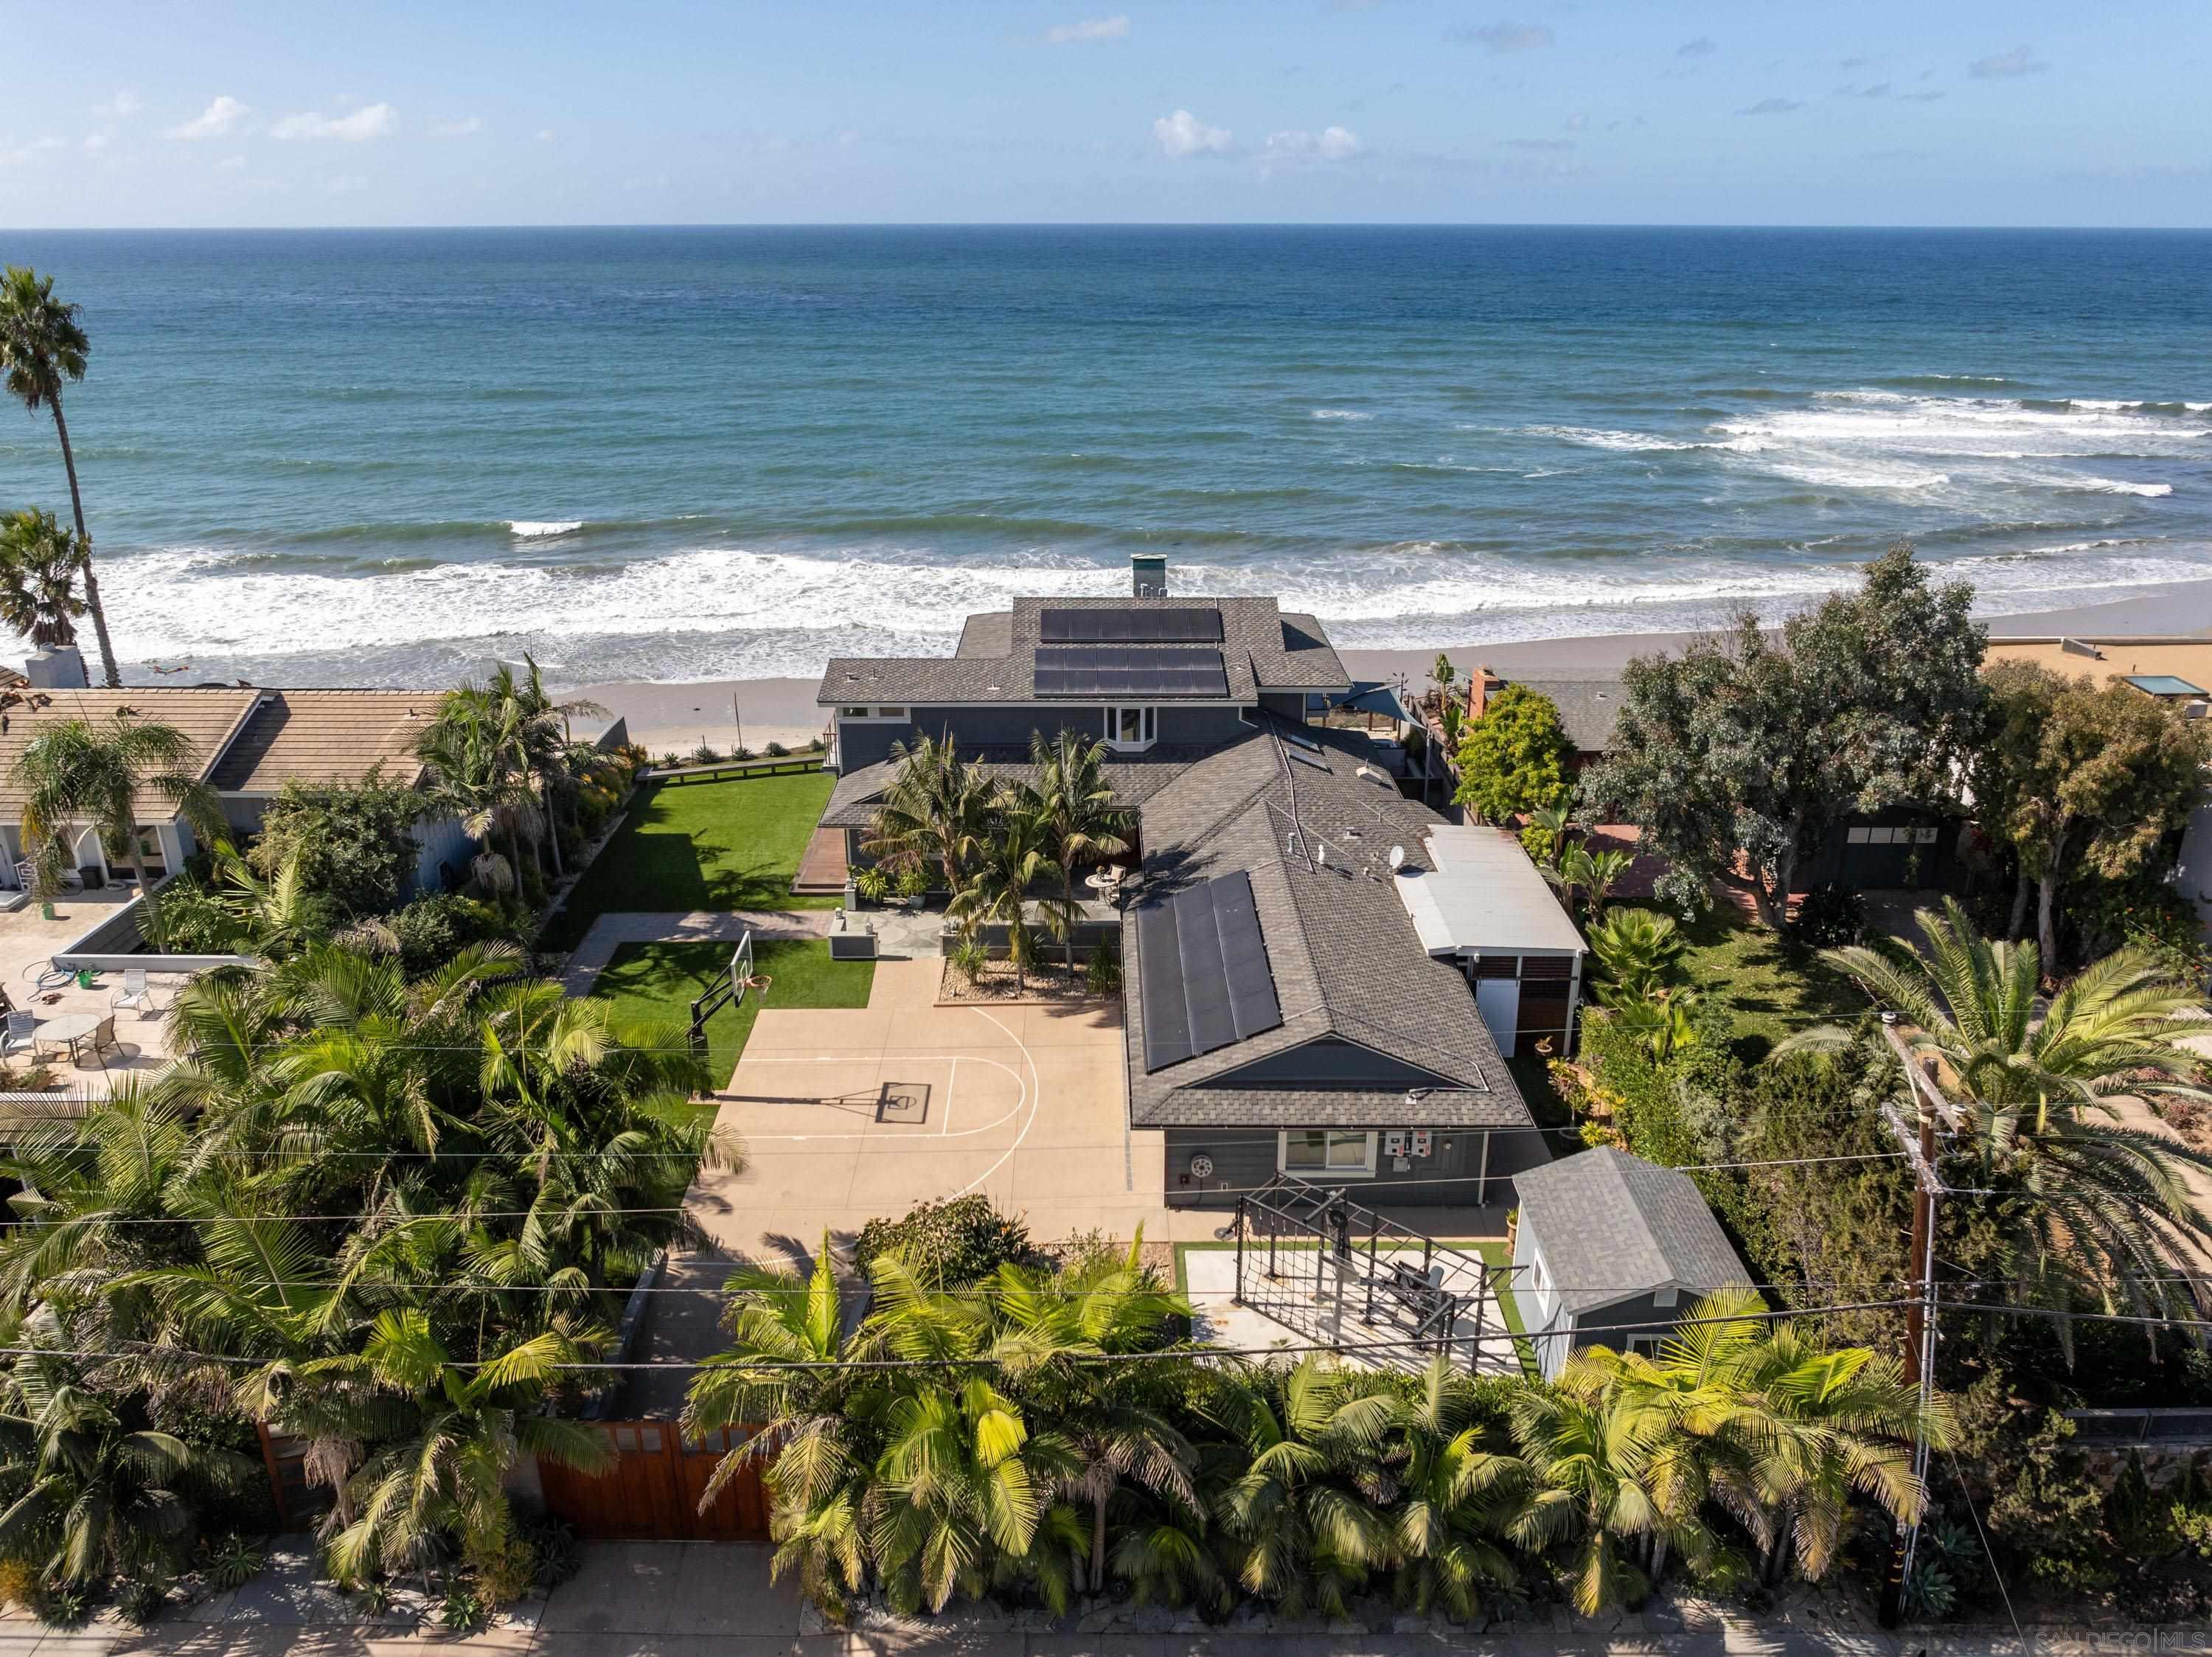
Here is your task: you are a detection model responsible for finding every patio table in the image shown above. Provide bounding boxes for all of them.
[32,1011,100,1062]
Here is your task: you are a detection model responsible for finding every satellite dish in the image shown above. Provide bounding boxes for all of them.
[1388,844,1406,871]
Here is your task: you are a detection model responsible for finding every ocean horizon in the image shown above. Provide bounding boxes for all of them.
[1,223,2207,687]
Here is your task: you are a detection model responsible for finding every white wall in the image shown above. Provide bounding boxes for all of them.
[2176,793,2212,947]
[1511,1213,1572,1380]
[408,813,474,897]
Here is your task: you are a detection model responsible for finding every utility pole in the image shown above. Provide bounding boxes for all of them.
[1877,1021,1952,1630]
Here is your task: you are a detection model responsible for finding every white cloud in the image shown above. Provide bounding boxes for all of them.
[1968,45,2047,80]
[272,102,397,142]
[318,173,369,195]
[1262,125,1363,164]
[1152,108,1232,159]
[1736,97,1804,115]
[216,153,247,170]
[536,128,555,142]
[83,132,110,153]
[93,91,142,119]
[1452,21,1554,53]
[430,116,483,139]
[167,96,248,140]
[1044,14,1128,44]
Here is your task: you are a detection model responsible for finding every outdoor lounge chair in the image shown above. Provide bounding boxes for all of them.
[2,1011,38,1060]
[80,1014,119,1070]
[114,968,161,1019]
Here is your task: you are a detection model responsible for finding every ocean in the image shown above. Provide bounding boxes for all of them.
[1,225,2207,687]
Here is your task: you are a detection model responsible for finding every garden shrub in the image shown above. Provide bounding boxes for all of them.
[390,891,510,975]
[852,1195,1045,1287]
[252,773,428,918]
[1789,882,1865,948]
[145,875,247,953]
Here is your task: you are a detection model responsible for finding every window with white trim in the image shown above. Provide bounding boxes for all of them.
[1104,706,1158,751]
[1652,1286,1677,1308]
[1279,1129,1377,1177]
[1626,1332,1666,1356]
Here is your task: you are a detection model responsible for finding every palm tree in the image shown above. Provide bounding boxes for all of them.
[319,1310,609,1587]
[1779,897,2212,1322]
[414,694,538,901]
[1589,1289,1950,1588]
[485,656,605,880]
[947,809,1057,994]
[864,734,991,898]
[0,267,118,687]
[1009,731,1129,972]
[9,711,223,934]
[0,507,89,673]
[1202,1357,1399,1619]
[1385,1355,1531,1619]
[1505,1348,1718,1614]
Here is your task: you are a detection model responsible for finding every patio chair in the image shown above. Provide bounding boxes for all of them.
[80,1014,119,1070]
[2,1010,38,1060]
[113,968,161,1019]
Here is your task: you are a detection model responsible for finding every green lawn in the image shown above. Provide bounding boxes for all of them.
[588,938,875,1087]
[1613,900,1867,1061]
[543,770,837,951]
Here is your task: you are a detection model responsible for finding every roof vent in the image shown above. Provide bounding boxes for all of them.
[1132,554,1168,599]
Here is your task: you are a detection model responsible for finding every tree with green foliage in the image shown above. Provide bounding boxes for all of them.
[866,734,992,897]
[1453,684,1573,824]
[1969,661,2212,970]
[0,507,88,668]
[1009,730,1129,973]
[252,772,431,919]
[948,809,1059,994]
[1580,543,1985,928]
[7,711,224,934]
[0,267,118,686]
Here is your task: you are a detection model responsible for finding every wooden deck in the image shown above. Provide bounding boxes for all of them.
[791,825,849,894]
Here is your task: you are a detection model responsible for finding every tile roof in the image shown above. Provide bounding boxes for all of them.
[1512,1148,1749,1316]
[0,687,259,816]
[818,596,1352,706]
[206,689,437,793]
[1121,723,1533,1132]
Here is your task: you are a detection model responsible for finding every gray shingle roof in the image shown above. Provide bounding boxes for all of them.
[1506,678,1624,755]
[1122,723,1532,1132]
[818,597,1351,706]
[1512,1148,1748,1316]
[819,743,1234,830]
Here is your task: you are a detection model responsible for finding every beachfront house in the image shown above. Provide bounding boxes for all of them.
[1510,1147,1750,1379]
[0,687,470,896]
[814,558,1588,1211]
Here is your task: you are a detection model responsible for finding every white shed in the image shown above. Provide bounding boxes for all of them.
[1392,824,1587,1056]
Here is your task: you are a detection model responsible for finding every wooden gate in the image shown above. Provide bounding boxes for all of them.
[537,1420,770,1541]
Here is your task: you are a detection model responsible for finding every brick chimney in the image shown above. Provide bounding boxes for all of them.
[1467,664,1506,719]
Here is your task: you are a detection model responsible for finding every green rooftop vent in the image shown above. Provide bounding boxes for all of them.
[1131,554,1168,598]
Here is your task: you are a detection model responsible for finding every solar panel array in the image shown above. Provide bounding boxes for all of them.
[1040,606,1225,644]
[1033,646,1229,698]
[1138,870,1284,1072]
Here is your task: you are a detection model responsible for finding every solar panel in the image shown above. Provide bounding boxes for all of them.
[1033,646,1229,698]
[1138,870,1284,1072]
[1040,607,1224,644]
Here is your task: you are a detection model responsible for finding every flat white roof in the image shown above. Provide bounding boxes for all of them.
[1393,824,1586,958]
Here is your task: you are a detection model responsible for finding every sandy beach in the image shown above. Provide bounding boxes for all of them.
[568,578,2212,760]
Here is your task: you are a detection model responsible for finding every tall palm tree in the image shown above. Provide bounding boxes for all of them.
[414,693,537,900]
[947,809,1057,994]
[485,656,605,880]
[1779,897,2212,1322]
[0,507,89,671]
[864,734,991,898]
[0,267,119,687]
[1385,1355,1531,1619]
[1009,731,1130,971]
[9,711,223,936]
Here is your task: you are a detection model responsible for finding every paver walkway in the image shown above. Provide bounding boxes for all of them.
[558,909,834,997]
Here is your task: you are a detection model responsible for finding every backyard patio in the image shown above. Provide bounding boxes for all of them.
[0,891,186,1094]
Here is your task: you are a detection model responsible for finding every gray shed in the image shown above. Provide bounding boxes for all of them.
[1510,1147,1749,1378]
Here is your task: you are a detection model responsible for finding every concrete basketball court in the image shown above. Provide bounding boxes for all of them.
[686,959,1176,1265]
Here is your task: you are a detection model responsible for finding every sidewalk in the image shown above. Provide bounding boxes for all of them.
[9,1540,2076,1657]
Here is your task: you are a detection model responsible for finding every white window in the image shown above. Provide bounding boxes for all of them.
[1652,1286,1677,1308]
[839,706,869,719]
[1626,1333,1666,1356]
[1105,706,1158,750]
[839,706,910,723]
[1279,1129,1378,1177]
[1846,826,1871,844]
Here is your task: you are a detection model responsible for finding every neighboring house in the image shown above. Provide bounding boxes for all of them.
[0,686,466,894]
[1463,667,1624,767]
[1511,1147,1750,1380]
[815,560,1587,1211]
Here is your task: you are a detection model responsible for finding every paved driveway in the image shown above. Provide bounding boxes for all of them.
[686,959,1166,1266]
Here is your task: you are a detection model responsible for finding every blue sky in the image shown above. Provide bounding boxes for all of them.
[1,1,2203,227]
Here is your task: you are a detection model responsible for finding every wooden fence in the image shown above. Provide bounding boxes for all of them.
[643,755,824,785]
[536,1421,771,1541]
